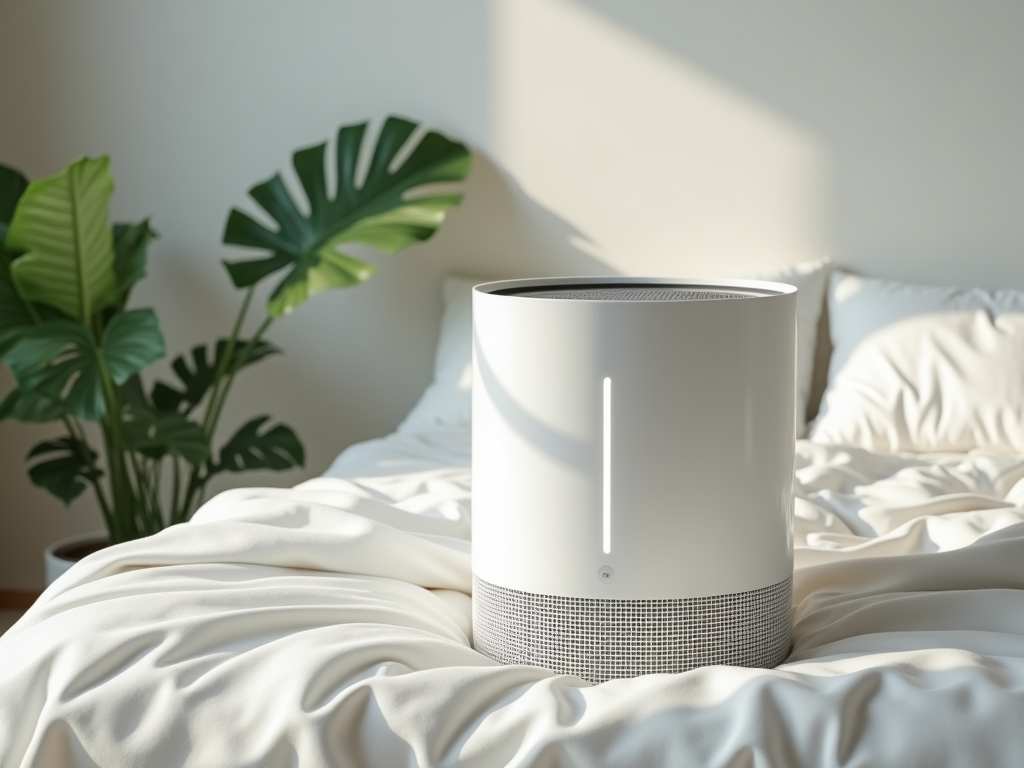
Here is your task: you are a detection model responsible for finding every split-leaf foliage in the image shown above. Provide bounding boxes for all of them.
[0,117,470,543]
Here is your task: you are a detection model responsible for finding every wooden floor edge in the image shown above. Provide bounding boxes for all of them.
[0,589,42,609]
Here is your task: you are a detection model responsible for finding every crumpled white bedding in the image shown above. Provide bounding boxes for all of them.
[3,430,1024,767]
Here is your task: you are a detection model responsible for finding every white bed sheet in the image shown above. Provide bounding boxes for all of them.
[2,431,1024,767]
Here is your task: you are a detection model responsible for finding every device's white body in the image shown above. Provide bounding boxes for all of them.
[471,277,796,682]
[473,277,796,601]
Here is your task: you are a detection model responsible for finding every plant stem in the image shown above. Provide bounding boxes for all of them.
[189,315,274,514]
[62,414,114,531]
[88,314,132,543]
[149,458,163,531]
[23,302,43,325]
[95,354,139,543]
[207,315,273,434]
[128,451,148,528]
[171,458,181,517]
[129,452,159,535]
[98,412,127,543]
[173,287,254,524]
[203,286,254,435]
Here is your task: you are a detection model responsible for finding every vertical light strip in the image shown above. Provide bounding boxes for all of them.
[602,376,612,554]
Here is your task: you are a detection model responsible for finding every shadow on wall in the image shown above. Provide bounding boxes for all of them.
[568,0,1024,286]
[488,0,829,278]
[441,149,620,282]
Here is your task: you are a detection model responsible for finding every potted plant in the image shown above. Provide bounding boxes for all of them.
[0,116,471,584]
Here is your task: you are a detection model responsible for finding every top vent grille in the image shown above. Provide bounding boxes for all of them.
[507,286,753,302]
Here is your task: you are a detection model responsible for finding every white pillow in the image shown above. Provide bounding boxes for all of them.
[742,258,830,436]
[399,262,830,436]
[810,271,1024,454]
[397,276,477,433]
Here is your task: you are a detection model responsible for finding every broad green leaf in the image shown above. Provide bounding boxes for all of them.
[0,164,34,355]
[101,309,165,384]
[0,387,65,422]
[223,116,471,318]
[123,406,210,466]
[261,252,376,320]
[152,338,279,415]
[0,163,29,257]
[113,219,157,301]
[2,320,102,418]
[7,156,118,322]
[3,309,164,420]
[214,415,304,473]
[0,255,34,356]
[26,437,100,504]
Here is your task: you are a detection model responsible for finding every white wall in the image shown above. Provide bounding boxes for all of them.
[2,0,1023,589]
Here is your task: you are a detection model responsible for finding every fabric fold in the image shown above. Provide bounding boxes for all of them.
[3,437,1024,767]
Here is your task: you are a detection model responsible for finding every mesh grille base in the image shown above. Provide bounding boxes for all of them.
[473,576,792,684]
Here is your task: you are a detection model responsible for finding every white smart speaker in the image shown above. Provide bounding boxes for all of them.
[471,276,797,683]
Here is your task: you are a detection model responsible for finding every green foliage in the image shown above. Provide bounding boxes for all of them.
[2,310,164,420]
[0,256,34,356]
[0,386,65,423]
[123,406,209,466]
[2,320,101,418]
[26,438,100,504]
[0,165,33,356]
[223,116,470,317]
[0,164,28,259]
[0,116,466,543]
[98,309,167,385]
[112,219,157,301]
[7,157,118,323]
[152,338,279,415]
[214,416,304,473]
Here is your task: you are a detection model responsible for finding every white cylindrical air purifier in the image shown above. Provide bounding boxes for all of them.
[471,277,796,683]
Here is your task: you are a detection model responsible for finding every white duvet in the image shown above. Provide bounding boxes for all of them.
[3,429,1024,767]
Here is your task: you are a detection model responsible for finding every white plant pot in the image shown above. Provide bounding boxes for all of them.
[44,531,109,587]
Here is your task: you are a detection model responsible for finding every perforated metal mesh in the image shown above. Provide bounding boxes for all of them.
[473,576,792,683]
[512,287,752,301]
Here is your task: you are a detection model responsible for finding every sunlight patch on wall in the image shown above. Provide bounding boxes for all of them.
[489,0,828,276]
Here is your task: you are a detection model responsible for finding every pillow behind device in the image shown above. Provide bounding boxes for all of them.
[398,259,830,437]
[742,258,830,434]
[397,276,478,434]
[810,271,1024,454]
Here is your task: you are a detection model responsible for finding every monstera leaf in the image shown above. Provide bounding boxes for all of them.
[151,338,280,415]
[26,438,100,504]
[123,406,210,466]
[213,416,304,473]
[7,156,118,323]
[2,309,164,420]
[223,116,471,317]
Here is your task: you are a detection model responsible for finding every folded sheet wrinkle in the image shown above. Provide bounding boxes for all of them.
[2,433,1024,766]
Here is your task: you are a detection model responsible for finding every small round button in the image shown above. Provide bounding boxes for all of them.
[598,565,615,583]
